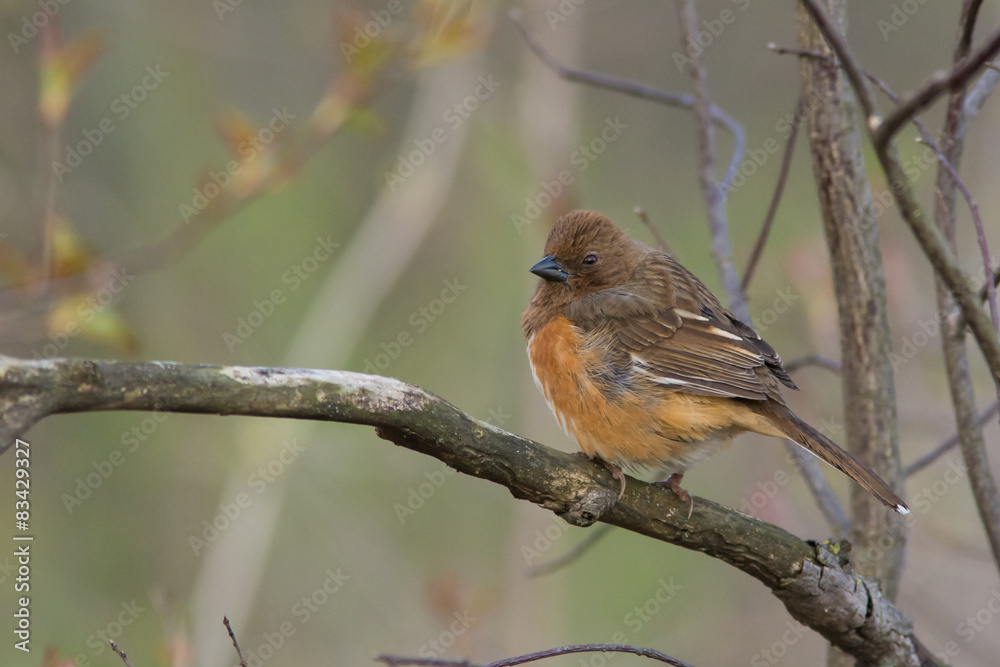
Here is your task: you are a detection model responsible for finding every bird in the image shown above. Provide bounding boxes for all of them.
[521,210,909,516]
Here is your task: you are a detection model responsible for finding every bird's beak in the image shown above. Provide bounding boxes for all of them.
[529,255,569,282]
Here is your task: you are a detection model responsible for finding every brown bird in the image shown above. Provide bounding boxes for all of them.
[521,210,908,515]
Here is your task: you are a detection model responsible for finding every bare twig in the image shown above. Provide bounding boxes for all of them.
[224,616,248,667]
[931,141,999,332]
[783,354,842,374]
[982,267,1000,303]
[634,206,671,254]
[873,25,1000,151]
[376,643,695,667]
[957,0,985,56]
[109,641,134,667]
[963,56,1000,120]
[741,97,805,292]
[862,70,999,335]
[905,400,999,477]
[785,445,850,537]
[527,524,614,578]
[508,8,745,195]
[676,0,743,319]
[767,43,832,63]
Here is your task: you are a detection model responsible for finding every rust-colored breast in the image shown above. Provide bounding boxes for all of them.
[527,315,771,470]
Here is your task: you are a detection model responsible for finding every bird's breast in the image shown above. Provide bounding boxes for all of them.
[526,315,751,469]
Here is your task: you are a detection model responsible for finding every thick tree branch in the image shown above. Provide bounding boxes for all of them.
[796,1,907,603]
[0,355,926,664]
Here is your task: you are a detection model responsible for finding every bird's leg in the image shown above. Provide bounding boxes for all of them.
[654,471,693,519]
[572,452,627,498]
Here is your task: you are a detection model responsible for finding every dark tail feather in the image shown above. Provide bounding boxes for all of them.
[782,413,909,515]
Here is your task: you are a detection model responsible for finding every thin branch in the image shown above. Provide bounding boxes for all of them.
[963,56,1000,120]
[741,97,805,292]
[873,25,1000,151]
[527,524,614,578]
[905,400,999,477]
[926,0,1000,575]
[799,0,1000,394]
[783,354,842,374]
[862,70,999,335]
[957,0,985,56]
[376,644,695,667]
[928,139,999,332]
[982,266,1000,303]
[634,206,671,254]
[109,642,134,667]
[0,355,924,662]
[224,616,248,667]
[676,0,745,321]
[785,444,850,538]
[508,8,745,195]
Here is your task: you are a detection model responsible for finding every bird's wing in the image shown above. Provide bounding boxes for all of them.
[566,254,798,400]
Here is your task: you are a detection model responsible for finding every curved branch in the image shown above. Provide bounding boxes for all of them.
[376,643,694,667]
[0,355,925,664]
[508,8,746,196]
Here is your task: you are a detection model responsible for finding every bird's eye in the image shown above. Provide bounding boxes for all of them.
[582,253,599,266]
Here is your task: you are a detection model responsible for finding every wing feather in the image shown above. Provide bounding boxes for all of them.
[566,253,798,401]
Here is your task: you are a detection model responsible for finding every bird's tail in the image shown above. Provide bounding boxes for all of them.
[780,412,909,515]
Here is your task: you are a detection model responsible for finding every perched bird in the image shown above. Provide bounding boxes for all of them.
[521,210,908,515]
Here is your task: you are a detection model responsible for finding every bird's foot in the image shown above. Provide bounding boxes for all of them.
[574,453,627,498]
[654,472,694,519]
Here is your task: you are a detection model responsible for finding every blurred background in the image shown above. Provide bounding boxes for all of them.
[1,1,999,665]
